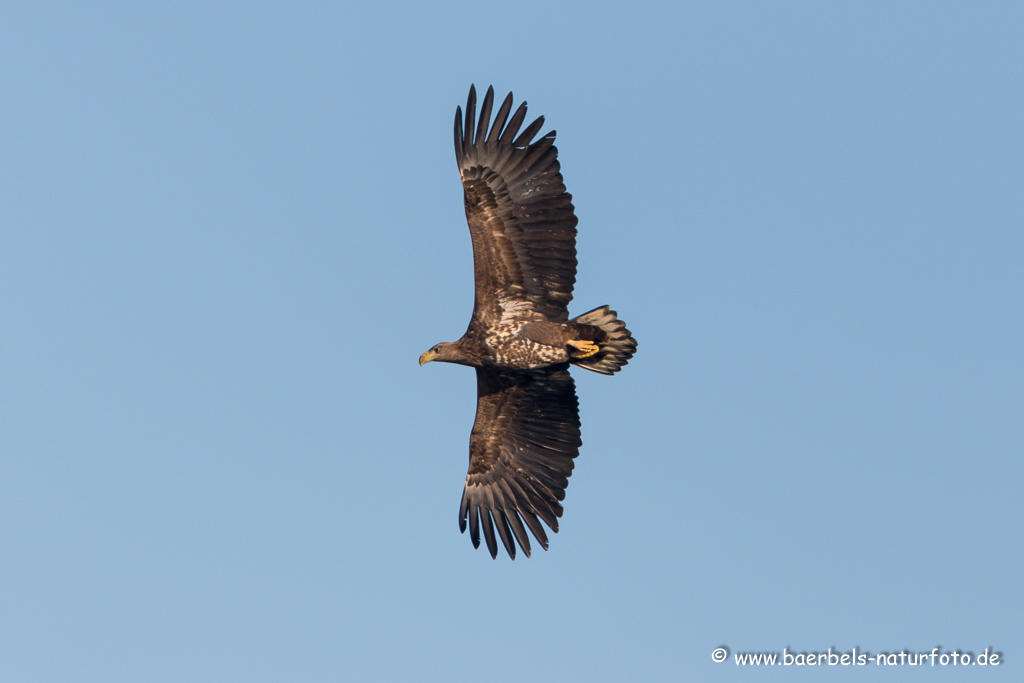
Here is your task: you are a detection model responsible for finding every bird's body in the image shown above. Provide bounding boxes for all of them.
[429,318,609,370]
[420,86,636,559]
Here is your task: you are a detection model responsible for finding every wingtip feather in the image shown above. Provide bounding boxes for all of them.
[475,86,494,147]
[465,85,477,147]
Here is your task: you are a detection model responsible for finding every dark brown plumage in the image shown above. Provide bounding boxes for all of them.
[420,85,637,559]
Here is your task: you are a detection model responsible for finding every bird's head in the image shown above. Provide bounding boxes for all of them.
[419,341,461,366]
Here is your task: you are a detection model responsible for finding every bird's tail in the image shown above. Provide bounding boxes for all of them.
[568,306,637,375]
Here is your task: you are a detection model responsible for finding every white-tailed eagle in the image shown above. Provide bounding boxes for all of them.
[420,85,637,559]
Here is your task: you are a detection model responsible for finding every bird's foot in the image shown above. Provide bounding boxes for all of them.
[567,339,600,359]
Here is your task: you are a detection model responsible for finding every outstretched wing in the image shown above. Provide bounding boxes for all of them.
[460,366,582,559]
[455,85,578,325]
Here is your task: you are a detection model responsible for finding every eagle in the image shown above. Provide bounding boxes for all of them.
[419,85,637,559]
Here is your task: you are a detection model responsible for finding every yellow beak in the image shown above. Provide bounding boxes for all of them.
[419,349,438,366]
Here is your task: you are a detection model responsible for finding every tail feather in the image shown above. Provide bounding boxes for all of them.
[569,306,636,375]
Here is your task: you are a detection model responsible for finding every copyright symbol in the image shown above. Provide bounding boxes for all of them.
[712,647,729,663]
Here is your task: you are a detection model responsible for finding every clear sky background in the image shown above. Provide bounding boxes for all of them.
[2,2,1021,681]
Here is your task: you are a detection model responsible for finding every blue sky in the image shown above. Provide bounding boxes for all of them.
[2,2,1021,681]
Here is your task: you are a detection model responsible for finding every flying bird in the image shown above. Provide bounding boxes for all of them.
[420,85,637,559]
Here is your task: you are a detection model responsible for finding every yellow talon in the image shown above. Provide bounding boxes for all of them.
[567,339,600,359]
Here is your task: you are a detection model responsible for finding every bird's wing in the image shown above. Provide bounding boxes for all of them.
[460,365,581,559]
[455,85,578,326]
